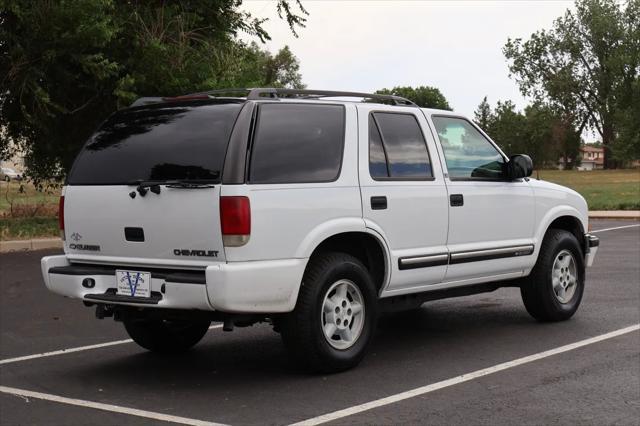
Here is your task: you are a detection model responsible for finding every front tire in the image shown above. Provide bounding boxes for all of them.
[281,252,379,373]
[123,318,211,353]
[521,229,585,321]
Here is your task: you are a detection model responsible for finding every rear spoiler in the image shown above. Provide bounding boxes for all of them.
[129,95,245,108]
[129,97,164,107]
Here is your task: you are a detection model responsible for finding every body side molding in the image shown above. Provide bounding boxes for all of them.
[398,253,449,270]
[398,244,535,270]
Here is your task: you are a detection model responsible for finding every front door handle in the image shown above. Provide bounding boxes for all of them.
[371,196,387,210]
[450,194,464,207]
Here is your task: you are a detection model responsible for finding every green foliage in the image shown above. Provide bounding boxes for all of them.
[487,100,527,156]
[234,43,305,89]
[473,96,492,130]
[375,86,451,110]
[0,216,59,241]
[0,0,307,183]
[613,78,640,164]
[473,98,581,168]
[503,0,639,168]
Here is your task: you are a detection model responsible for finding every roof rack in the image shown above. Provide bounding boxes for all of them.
[130,88,417,107]
[192,88,417,106]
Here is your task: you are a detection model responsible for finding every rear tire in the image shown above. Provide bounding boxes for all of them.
[521,229,585,322]
[123,318,211,353]
[281,252,378,373]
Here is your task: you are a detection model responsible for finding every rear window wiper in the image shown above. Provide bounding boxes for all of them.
[127,180,163,197]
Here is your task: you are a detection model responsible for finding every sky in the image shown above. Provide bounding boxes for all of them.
[240,0,576,117]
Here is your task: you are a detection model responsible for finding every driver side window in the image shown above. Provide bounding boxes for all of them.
[431,116,505,180]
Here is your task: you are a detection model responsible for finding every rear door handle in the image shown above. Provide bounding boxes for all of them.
[371,196,387,210]
[450,194,464,207]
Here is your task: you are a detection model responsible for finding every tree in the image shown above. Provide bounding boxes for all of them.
[487,100,528,156]
[473,96,492,130]
[523,103,581,169]
[473,98,581,168]
[0,0,308,182]
[375,86,451,110]
[237,43,305,89]
[503,0,639,169]
[613,77,640,164]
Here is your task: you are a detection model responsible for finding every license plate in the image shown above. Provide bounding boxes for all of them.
[116,270,151,298]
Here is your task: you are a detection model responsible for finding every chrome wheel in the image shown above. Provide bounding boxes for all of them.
[321,279,365,350]
[552,249,578,304]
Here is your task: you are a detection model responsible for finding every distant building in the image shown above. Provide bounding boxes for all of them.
[559,144,640,170]
[578,145,604,170]
[0,133,26,173]
[559,144,603,170]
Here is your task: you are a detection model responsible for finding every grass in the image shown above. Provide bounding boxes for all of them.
[0,181,60,241]
[0,181,59,213]
[0,216,59,240]
[536,169,640,210]
[0,170,638,240]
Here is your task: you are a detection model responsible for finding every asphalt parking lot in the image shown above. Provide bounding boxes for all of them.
[1,219,639,426]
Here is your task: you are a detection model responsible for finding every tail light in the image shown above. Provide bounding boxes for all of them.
[58,195,65,240]
[220,196,250,247]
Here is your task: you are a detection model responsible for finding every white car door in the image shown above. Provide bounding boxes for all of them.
[358,105,449,296]
[428,114,536,284]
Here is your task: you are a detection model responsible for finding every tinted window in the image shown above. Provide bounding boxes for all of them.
[369,116,388,178]
[431,116,504,180]
[371,113,432,179]
[68,100,243,184]
[249,104,344,183]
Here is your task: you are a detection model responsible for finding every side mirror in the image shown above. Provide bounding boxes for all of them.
[507,154,533,180]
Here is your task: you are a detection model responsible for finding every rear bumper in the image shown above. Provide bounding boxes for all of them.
[41,256,213,310]
[584,233,599,267]
[41,255,306,313]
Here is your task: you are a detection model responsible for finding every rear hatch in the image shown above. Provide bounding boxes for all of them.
[63,99,244,268]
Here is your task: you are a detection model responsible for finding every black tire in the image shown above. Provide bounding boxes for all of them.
[123,318,211,353]
[521,229,585,322]
[281,252,379,373]
[3,176,9,182]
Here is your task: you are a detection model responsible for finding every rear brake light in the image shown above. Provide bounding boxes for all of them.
[58,196,65,240]
[220,196,250,247]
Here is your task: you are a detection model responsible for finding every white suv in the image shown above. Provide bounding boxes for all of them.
[42,88,599,372]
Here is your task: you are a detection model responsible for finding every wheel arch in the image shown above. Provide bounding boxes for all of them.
[547,216,585,251]
[304,231,390,296]
[534,206,587,261]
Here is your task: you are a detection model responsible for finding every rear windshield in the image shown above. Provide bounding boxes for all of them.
[67,100,243,185]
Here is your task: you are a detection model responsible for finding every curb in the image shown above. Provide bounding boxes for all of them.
[1,212,639,253]
[0,238,62,253]
[588,210,640,219]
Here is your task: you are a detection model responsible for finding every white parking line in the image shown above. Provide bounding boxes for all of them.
[289,324,640,426]
[0,324,223,366]
[591,224,640,233]
[0,385,227,426]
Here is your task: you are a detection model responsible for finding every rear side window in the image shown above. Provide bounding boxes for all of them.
[68,101,243,185]
[249,103,345,184]
[369,113,432,179]
[369,117,388,178]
